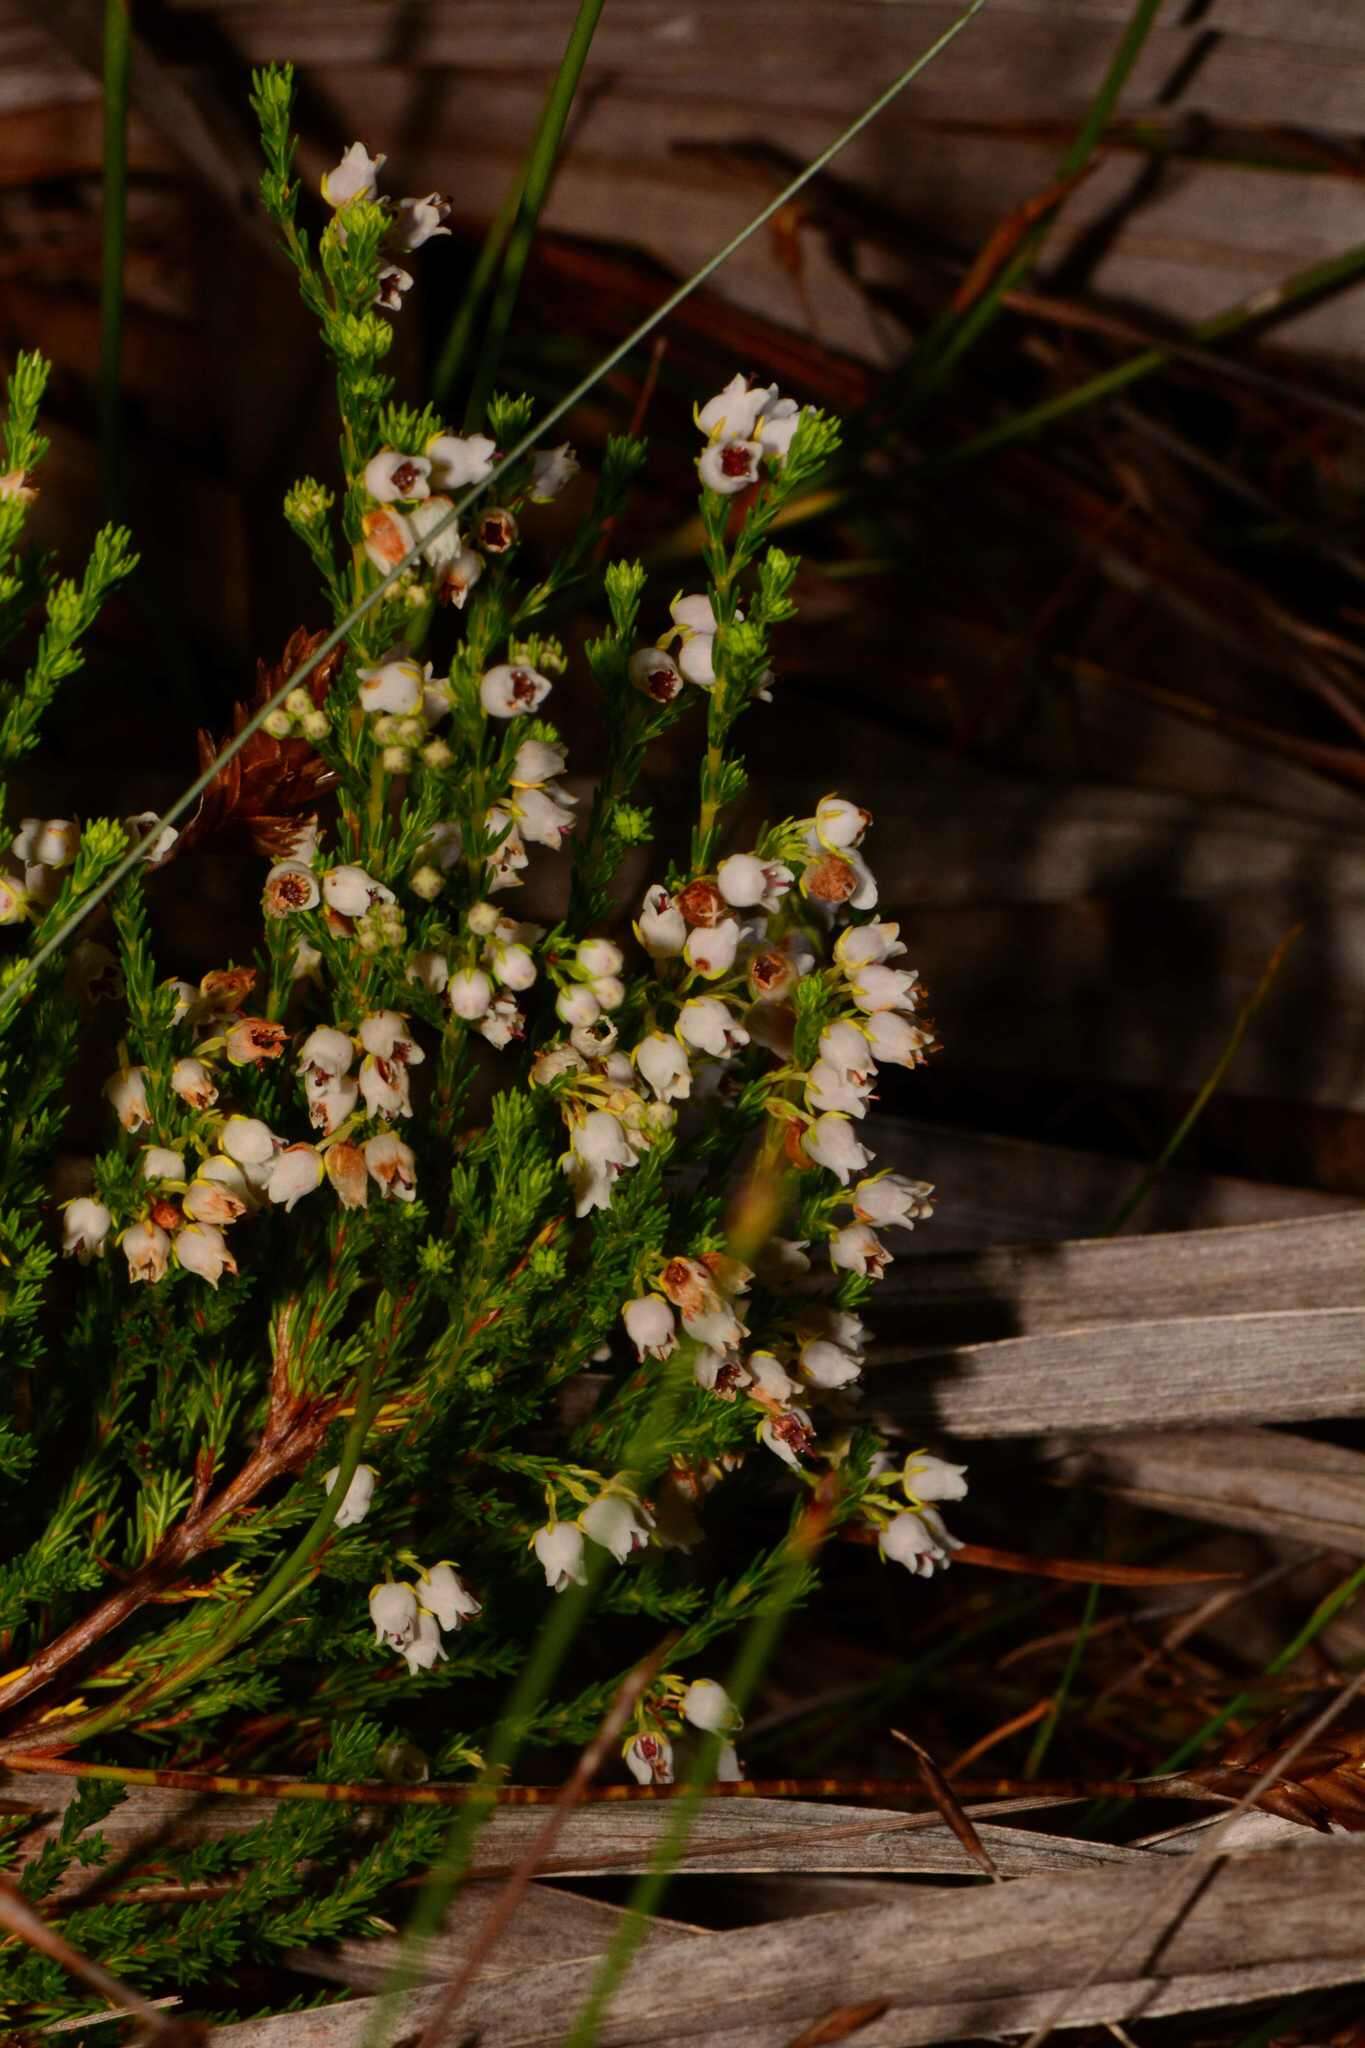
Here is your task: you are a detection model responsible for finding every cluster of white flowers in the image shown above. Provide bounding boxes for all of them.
[368,1552,482,1678]
[624,1673,744,1787]
[531,1486,654,1590]
[694,372,807,497]
[320,140,452,316]
[54,346,969,1777]
[65,973,427,1284]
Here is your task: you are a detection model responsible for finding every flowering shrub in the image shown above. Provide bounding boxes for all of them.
[0,65,966,2019]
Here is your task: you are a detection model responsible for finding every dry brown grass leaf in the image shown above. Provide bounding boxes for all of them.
[1186,1696,1365,1834]
[179,626,341,860]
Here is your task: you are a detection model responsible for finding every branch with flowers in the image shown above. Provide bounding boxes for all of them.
[0,66,969,2026]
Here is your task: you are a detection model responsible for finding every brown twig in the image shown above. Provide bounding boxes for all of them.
[0,1301,349,1744]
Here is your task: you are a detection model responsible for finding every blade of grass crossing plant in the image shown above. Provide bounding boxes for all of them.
[1157,1555,1365,1778]
[463,0,606,431]
[9,0,991,1009]
[1104,925,1300,1235]
[364,1343,697,2044]
[409,1641,671,2048]
[1025,1582,1100,1780]
[562,1519,824,2048]
[909,0,1164,397]
[100,0,131,514]
[942,239,1365,470]
[16,1364,380,1754]
[358,1558,608,2048]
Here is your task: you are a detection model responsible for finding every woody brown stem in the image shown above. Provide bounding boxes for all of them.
[0,1314,337,1746]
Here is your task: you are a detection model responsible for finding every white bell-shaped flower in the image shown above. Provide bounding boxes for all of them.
[636,885,687,958]
[173,1222,238,1290]
[681,1676,742,1734]
[803,1114,872,1184]
[370,1579,419,1648]
[698,438,761,495]
[105,1067,150,1131]
[904,1454,969,1503]
[814,795,871,850]
[448,967,494,1020]
[220,1115,278,1166]
[622,1293,677,1361]
[696,375,770,443]
[581,1493,654,1564]
[324,1463,376,1528]
[529,443,579,501]
[849,963,919,1015]
[62,1197,112,1264]
[393,192,452,250]
[322,865,395,917]
[263,863,321,917]
[426,431,497,491]
[625,1730,674,1786]
[853,1174,934,1230]
[141,1146,185,1183]
[267,1143,325,1213]
[798,1338,862,1390]
[683,917,741,980]
[363,1132,417,1201]
[676,998,748,1058]
[123,1220,170,1285]
[879,1508,961,1578]
[359,657,424,714]
[416,1561,482,1630]
[834,921,905,969]
[363,450,431,503]
[829,1222,891,1278]
[322,142,385,208]
[402,1608,448,1676]
[480,663,552,718]
[534,1520,588,1593]
[635,1032,692,1104]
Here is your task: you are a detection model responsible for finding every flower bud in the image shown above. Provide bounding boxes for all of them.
[409,864,445,901]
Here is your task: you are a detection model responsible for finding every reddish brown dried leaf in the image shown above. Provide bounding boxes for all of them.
[890,1728,998,1878]
[179,627,341,860]
[1184,1698,1365,1834]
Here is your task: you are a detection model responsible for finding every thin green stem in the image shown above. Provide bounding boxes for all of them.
[940,239,1365,470]
[463,0,607,429]
[1156,1558,1365,1777]
[563,1535,813,2048]
[910,0,1164,396]
[1024,1582,1099,1779]
[1104,924,1300,1236]
[99,0,131,515]
[9,0,990,1012]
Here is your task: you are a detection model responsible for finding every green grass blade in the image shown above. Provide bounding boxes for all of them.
[1024,1582,1100,1779]
[100,0,131,514]
[909,0,1165,397]
[562,1534,814,2048]
[462,0,607,430]
[940,239,1365,470]
[1104,925,1300,1237]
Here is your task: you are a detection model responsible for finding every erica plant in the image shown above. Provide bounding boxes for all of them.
[0,66,966,2027]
